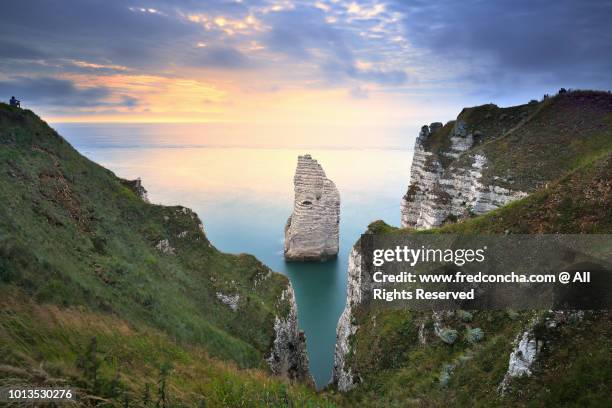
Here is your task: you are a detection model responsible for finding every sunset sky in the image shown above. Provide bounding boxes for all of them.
[1,0,611,124]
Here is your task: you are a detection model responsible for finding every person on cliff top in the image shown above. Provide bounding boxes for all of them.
[9,96,21,108]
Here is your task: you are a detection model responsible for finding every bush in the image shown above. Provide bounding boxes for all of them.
[465,328,485,343]
[457,310,473,322]
[438,328,458,345]
[439,364,454,387]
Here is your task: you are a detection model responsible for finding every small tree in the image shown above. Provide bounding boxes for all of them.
[155,362,172,408]
[142,383,151,407]
[77,337,101,392]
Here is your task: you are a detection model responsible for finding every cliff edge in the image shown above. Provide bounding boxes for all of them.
[0,103,318,405]
[333,90,612,405]
[401,91,612,228]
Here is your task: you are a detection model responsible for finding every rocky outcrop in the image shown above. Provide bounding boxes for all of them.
[333,243,372,391]
[155,238,176,255]
[285,154,340,261]
[267,283,314,386]
[216,292,240,311]
[401,121,527,229]
[121,177,149,202]
[498,311,585,395]
[331,93,612,401]
[499,328,540,394]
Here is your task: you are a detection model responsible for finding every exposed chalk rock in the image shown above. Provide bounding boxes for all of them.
[401,122,527,229]
[155,239,176,255]
[333,247,368,391]
[121,177,149,202]
[267,283,314,386]
[284,154,340,261]
[506,330,539,377]
[498,321,542,395]
[498,311,584,395]
[216,292,240,311]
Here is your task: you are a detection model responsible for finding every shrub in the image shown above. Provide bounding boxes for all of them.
[457,310,473,322]
[465,328,485,343]
[438,328,458,345]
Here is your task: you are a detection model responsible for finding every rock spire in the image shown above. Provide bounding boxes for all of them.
[284,154,340,261]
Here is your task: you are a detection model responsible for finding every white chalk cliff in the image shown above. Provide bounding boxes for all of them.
[332,94,612,397]
[400,121,527,229]
[333,247,367,391]
[284,154,340,261]
[334,104,537,392]
[267,283,314,386]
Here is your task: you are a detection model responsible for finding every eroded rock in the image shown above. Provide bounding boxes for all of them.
[267,283,314,386]
[284,154,340,261]
[401,123,527,229]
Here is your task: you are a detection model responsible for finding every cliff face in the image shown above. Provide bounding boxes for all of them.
[333,247,368,391]
[267,283,314,386]
[0,104,317,403]
[285,154,340,261]
[400,121,528,228]
[401,91,612,229]
[332,92,612,405]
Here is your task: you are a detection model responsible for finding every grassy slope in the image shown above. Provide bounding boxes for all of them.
[475,91,612,190]
[345,154,611,407]
[341,94,612,407]
[0,104,336,406]
[422,91,612,194]
[1,290,336,407]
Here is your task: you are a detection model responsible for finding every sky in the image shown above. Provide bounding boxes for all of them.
[1,0,611,125]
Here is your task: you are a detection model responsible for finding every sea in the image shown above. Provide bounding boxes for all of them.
[53,122,417,388]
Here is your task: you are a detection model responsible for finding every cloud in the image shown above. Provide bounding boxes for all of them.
[0,40,47,60]
[192,46,251,69]
[393,0,612,92]
[0,77,115,107]
[69,60,130,72]
[349,86,369,99]
[258,4,411,87]
[262,7,352,60]
[322,60,408,86]
[2,0,609,119]
[0,0,200,70]
[347,66,407,85]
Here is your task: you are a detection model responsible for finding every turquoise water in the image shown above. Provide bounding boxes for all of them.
[54,123,415,388]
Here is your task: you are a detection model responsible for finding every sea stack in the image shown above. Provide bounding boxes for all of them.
[284,154,340,261]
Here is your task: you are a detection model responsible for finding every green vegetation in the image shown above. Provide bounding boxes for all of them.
[1,88,611,407]
[473,91,612,190]
[342,307,610,407]
[0,291,336,407]
[420,91,612,194]
[0,104,336,406]
[341,91,612,407]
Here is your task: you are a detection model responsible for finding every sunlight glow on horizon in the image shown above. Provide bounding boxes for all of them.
[43,72,443,125]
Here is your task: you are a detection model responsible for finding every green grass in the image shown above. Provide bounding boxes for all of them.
[0,103,337,406]
[2,90,611,407]
[0,104,289,366]
[339,93,612,406]
[0,291,338,407]
[417,91,612,192]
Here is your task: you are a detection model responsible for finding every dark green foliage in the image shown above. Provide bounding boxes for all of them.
[155,362,171,408]
[0,103,335,407]
[77,337,101,392]
[0,103,291,368]
[340,92,612,407]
